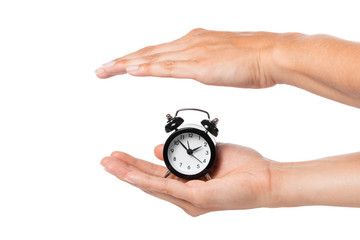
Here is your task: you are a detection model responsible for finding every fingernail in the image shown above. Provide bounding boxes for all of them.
[103,61,116,68]
[124,174,137,184]
[126,65,139,72]
[100,157,109,167]
[124,178,136,184]
[95,67,105,75]
[104,161,116,175]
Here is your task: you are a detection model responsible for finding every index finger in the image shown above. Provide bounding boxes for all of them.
[115,40,183,62]
[109,28,203,62]
[96,40,185,79]
[124,170,194,202]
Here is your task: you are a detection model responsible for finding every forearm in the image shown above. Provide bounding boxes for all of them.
[270,34,360,108]
[269,152,360,208]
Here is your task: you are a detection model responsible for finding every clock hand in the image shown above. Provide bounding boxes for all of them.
[178,140,188,150]
[187,140,190,149]
[192,146,202,152]
[190,153,203,164]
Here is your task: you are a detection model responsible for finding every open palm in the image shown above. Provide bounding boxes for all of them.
[101,143,274,216]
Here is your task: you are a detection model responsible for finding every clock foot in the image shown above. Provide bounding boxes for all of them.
[205,173,212,181]
[163,170,171,178]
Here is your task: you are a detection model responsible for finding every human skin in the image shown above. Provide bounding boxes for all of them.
[97,29,360,216]
[96,28,360,107]
[101,144,360,216]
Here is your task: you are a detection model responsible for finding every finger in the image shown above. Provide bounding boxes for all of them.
[103,157,206,216]
[103,156,133,179]
[124,170,194,202]
[143,190,204,217]
[104,155,165,182]
[117,28,207,61]
[103,156,203,215]
[103,154,213,210]
[104,151,184,181]
[103,155,167,183]
[110,151,168,177]
[96,39,187,79]
[104,158,194,202]
[95,28,207,79]
[95,67,118,79]
[102,156,197,213]
[102,50,191,76]
[113,39,185,62]
[154,144,164,161]
[127,60,199,79]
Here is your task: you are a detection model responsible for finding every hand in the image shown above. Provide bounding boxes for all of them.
[96,29,360,107]
[101,143,275,217]
[95,28,289,88]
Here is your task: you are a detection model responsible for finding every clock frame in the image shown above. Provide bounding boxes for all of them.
[163,127,216,180]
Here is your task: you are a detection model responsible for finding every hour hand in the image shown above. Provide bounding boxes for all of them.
[192,146,202,152]
[178,140,188,150]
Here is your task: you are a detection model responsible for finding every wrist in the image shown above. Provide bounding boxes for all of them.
[267,32,307,86]
[265,161,308,208]
[266,158,350,208]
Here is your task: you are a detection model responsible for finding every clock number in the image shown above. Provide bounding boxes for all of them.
[197,164,200,169]
[189,133,193,138]
[180,135,184,140]
[199,135,201,140]
[173,157,176,161]
[206,150,209,155]
[174,140,179,145]
[179,162,183,167]
[187,165,191,170]
[203,159,206,163]
[204,142,208,147]
[171,149,174,153]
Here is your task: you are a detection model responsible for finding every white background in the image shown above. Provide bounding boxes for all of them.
[1,0,359,239]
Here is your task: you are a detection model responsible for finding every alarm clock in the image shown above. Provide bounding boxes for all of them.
[162,108,219,180]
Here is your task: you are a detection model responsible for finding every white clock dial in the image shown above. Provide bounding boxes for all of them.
[167,132,211,175]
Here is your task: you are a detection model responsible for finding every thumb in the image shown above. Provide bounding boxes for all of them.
[154,144,164,161]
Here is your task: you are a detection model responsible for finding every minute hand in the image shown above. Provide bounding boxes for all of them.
[190,153,203,164]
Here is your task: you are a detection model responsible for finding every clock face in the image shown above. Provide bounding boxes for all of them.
[163,128,216,179]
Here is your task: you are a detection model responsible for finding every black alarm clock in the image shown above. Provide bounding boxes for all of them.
[162,108,219,180]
